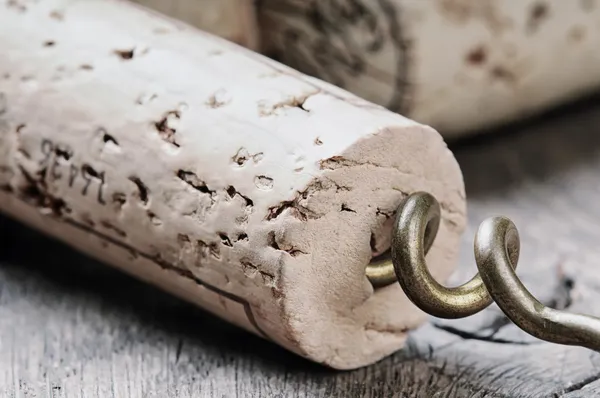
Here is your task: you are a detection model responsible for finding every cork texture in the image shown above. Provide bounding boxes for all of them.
[259,0,600,138]
[0,0,466,369]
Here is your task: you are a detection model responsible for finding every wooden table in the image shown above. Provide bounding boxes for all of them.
[3,95,600,397]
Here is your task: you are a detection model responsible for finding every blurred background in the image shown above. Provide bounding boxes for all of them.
[130,0,600,139]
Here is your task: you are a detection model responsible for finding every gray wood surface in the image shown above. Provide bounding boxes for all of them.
[3,94,600,397]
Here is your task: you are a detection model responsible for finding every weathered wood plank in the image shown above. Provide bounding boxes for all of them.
[3,94,600,396]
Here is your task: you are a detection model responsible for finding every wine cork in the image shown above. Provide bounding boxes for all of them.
[259,0,600,138]
[130,0,260,50]
[0,0,466,369]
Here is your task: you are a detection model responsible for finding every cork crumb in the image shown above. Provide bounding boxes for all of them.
[218,233,232,247]
[376,207,394,219]
[266,179,345,222]
[267,231,306,257]
[100,129,119,146]
[81,164,100,179]
[114,46,150,60]
[233,148,250,166]
[232,147,264,167]
[128,176,149,205]
[341,204,356,213]
[113,48,135,60]
[255,175,274,191]
[226,186,237,198]
[155,110,181,147]
[253,153,265,163]
[266,200,311,222]
[226,185,254,209]
[258,91,318,116]
[177,170,216,196]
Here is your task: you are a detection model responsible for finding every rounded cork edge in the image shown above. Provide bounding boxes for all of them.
[276,123,466,370]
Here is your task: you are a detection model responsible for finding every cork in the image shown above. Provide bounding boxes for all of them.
[259,0,600,138]
[0,0,466,369]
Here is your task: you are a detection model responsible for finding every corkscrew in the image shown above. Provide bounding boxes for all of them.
[367,192,600,351]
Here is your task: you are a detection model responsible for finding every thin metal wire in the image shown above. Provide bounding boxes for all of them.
[366,191,600,350]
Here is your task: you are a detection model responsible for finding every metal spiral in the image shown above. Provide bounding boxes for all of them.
[366,192,600,351]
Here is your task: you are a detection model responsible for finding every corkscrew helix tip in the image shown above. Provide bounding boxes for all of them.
[366,192,600,351]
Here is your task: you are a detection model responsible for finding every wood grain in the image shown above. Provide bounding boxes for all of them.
[3,93,600,396]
